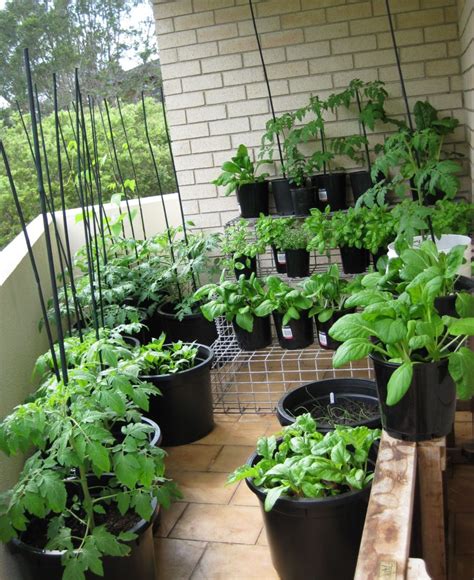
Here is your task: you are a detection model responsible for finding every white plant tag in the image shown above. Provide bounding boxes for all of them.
[277,252,286,264]
[318,188,328,202]
[318,331,327,346]
[330,392,335,405]
[282,325,293,339]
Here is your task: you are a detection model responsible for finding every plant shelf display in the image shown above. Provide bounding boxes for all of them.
[210,317,373,414]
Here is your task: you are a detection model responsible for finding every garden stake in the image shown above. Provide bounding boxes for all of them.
[35,84,73,336]
[355,89,372,175]
[103,98,137,241]
[141,91,183,302]
[24,48,69,384]
[53,73,85,337]
[0,140,60,380]
[159,87,198,293]
[249,0,285,176]
[116,96,147,238]
[385,0,436,242]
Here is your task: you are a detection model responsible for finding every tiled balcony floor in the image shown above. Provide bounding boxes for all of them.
[154,411,474,579]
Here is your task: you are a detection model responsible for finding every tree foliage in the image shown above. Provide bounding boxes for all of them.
[0,98,176,249]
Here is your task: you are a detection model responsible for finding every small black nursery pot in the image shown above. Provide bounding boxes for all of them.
[290,186,315,216]
[273,311,314,350]
[271,245,287,274]
[270,178,294,215]
[237,182,269,218]
[150,302,218,346]
[233,316,272,351]
[285,249,310,278]
[312,173,347,211]
[339,245,371,274]
[315,308,355,351]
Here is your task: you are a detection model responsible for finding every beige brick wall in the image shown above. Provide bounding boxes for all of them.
[458,0,474,182]
[152,0,472,230]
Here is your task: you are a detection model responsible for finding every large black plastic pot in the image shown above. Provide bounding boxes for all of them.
[270,178,294,215]
[9,483,158,580]
[149,302,218,346]
[234,255,257,279]
[339,245,371,274]
[371,354,456,441]
[315,308,355,351]
[290,186,315,216]
[276,378,380,431]
[285,249,310,278]
[273,311,314,350]
[237,181,269,218]
[142,344,214,446]
[312,173,347,211]
[434,275,474,317]
[271,245,287,274]
[233,316,272,351]
[246,452,373,580]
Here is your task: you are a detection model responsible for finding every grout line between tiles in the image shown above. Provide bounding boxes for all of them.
[206,444,225,471]
[166,502,191,539]
[188,541,210,579]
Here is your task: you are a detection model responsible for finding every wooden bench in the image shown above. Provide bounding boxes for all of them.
[355,432,446,580]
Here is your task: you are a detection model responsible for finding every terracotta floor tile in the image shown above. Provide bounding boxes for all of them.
[155,502,188,538]
[214,413,240,423]
[165,444,222,472]
[455,513,474,554]
[190,543,278,579]
[192,422,268,446]
[209,445,255,473]
[170,471,235,505]
[170,504,263,544]
[229,480,260,507]
[155,538,206,580]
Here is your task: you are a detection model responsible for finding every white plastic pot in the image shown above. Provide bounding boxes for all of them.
[387,235,472,277]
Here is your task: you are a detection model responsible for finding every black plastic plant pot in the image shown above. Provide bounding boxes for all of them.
[271,245,287,274]
[349,170,373,202]
[237,181,269,218]
[232,316,272,351]
[434,276,474,318]
[141,344,214,446]
[370,354,456,442]
[270,178,294,215]
[273,311,314,350]
[285,249,310,278]
[149,302,218,346]
[371,247,387,269]
[9,488,158,580]
[276,378,381,431]
[339,245,370,274]
[312,172,347,211]
[123,335,141,349]
[246,452,373,580]
[234,255,257,280]
[315,308,355,351]
[290,186,315,216]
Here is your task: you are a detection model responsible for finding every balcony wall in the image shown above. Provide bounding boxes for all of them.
[152,0,473,231]
[0,193,182,578]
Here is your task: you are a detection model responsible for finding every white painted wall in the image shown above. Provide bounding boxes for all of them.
[0,193,182,578]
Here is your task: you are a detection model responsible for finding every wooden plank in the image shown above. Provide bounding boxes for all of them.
[406,558,431,579]
[354,432,417,580]
[418,440,447,580]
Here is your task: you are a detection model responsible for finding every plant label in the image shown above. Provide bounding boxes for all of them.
[330,392,335,404]
[282,325,293,339]
[318,188,328,202]
[318,331,327,346]
[277,252,286,264]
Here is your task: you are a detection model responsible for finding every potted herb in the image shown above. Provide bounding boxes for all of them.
[222,219,265,279]
[360,205,396,266]
[276,378,380,431]
[302,265,360,350]
[151,226,222,346]
[329,275,474,440]
[137,335,214,446]
[228,414,380,580]
[255,215,292,274]
[195,273,272,351]
[331,208,371,274]
[213,144,270,218]
[274,221,311,278]
[255,276,313,349]
[0,349,179,579]
[304,206,337,257]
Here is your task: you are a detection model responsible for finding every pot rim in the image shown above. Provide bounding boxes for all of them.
[369,351,449,369]
[156,302,204,321]
[140,343,214,381]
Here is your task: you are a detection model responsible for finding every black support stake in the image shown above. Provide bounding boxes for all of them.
[355,89,372,175]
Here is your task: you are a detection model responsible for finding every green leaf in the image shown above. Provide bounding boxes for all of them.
[328,313,373,342]
[449,347,474,399]
[88,442,110,473]
[256,436,277,461]
[264,486,287,512]
[456,293,474,318]
[447,317,474,337]
[114,454,140,488]
[235,312,253,332]
[92,526,129,557]
[386,362,413,406]
[332,338,374,368]
[371,319,406,345]
[133,492,153,521]
[62,557,86,580]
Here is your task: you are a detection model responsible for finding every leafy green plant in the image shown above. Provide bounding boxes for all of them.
[255,215,294,248]
[221,219,265,271]
[254,276,312,325]
[194,273,268,333]
[304,206,337,254]
[329,246,474,405]
[213,144,270,196]
[275,222,310,251]
[135,334,199,375]
[431,199,474,237]
[301,265,361,322]
[0,337,180,579]
[228,413,380,512]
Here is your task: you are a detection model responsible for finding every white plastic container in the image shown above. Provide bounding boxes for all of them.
[387,234,472,277]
